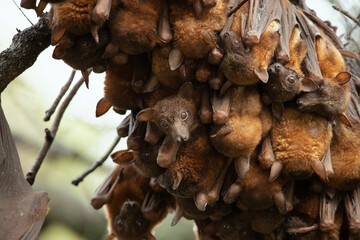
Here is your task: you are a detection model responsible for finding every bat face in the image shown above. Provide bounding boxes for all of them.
[220,31,246,57]
[153,98,196,142]
[54,29,109,70]
[111,201,152,240]
[265,63,301,103]
[137,82,198,143]
[297,79,349,118]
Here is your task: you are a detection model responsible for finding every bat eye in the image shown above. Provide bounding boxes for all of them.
[223,223,231,231]
[160,120,169,128]
[287,76,296,84]
[117,219,124,226]
[136,220,143,227]
[180,111,188,120]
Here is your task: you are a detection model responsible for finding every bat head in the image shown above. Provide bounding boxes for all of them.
[265,63,317,103]
[201,212,256,240]
[137,82,198,143]
[297,72,351,118]
[111,201,155,240]
[52,29,110,71]
[219,31,246,57]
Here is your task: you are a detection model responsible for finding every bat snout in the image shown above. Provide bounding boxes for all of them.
[172,122,190,143]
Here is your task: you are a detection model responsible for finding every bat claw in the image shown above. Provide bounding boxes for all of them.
[81,70,90,88]
[235,156,250,179]
[194,192,208,211]
[223,182,242,204]
[169,49,184,71]
[193,0,203,19]
[269,161,283,182]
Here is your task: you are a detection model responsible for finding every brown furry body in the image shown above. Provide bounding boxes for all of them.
[263,27,308,104]
[169,0,228,59]
[297,36,350,119]
[108,0,165,54]
[54,29,109,71]
[151,47,197,89]
[211,86,272,159]
[234,163,288,212]
[159,126,226,198]
[220,18,280,85]
[99,164,172,240]
[50,0,97,35]
[104,58,141,111]
[270,108,332,179]
[327,121,360,191]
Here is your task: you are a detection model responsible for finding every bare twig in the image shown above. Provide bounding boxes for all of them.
[333,5,360,27]
[0,13,51,93]
[26,76,86,185]
[44,69,77,121]
[12,0,34,26]
[71,134,121,186]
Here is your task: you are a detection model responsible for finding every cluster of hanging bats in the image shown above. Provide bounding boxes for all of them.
[20,0,360,239]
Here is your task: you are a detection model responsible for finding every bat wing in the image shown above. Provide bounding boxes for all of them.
[294,8,323,80]
[243,0,282,47]
[276,1,298,64]
[91,166,123,209]
[19,219,46,240]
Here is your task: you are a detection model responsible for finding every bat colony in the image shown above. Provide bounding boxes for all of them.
[20,0,360,239]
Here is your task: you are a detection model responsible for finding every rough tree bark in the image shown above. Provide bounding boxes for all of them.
[0,13,51,93]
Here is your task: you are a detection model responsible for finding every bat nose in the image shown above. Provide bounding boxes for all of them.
[125,201,135,209]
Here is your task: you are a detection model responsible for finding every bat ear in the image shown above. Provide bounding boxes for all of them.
[254,67,269,83]
[51,25,66,46]
[300,77,319,92]
[202,31,217,48]
[169,48,184,71]
[137,108,155,122]
[178,82,194,100]
[339,113,352,127]
[336,72,351,85]
[52,45,65,59]
[111,150,135,165]
[96,98,112,117]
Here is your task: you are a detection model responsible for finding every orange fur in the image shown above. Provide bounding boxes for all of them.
[151,47,197,89]
[169,0,228,59]
[270,108,332,179]
[221,19,280,85]
[108,0,165,54]
[285,26,307,74]
[50,0,97,35]
[327,121,360,191]
[211,86,271,158]
[235,162,288,211]
[161,126,226,198]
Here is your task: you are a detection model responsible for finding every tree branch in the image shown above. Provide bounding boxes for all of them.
[332,5,360,27]
[71,134,121,186]
[26,76,85,185]
[44,69,77,121]
[0,13,51,93]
